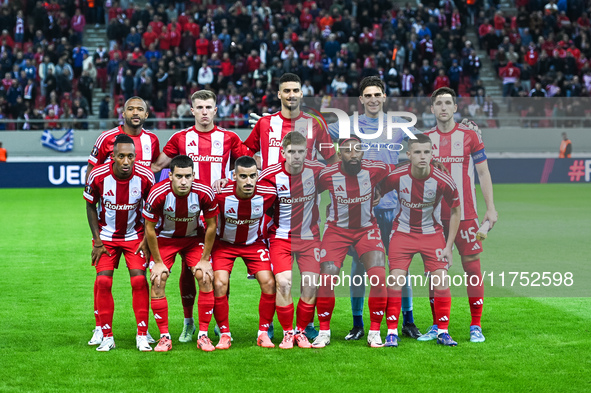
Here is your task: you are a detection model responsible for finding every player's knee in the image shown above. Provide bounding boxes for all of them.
[259,274,276,294]
[214,278,228,296]
[193,269,203,282]
[96,275,113,290]
[387,273,405,291]
[320,261,339,276]
[276,276,292,295]
[461,253,481,264]
[430,270,449,290]
[301,285,317,302]
[130,275,148,290]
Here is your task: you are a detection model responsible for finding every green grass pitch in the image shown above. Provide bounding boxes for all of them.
[0,184,590,392]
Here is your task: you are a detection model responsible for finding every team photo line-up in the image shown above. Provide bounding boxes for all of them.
[84,72,497,352]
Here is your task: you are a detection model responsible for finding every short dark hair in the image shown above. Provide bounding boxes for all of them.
[338,135,362,147]
[407,133,432,149]
[278,73,302,88]
[235,155,257,170]
[113,134,135,151]
[431,87,456,105]
[170,155,194,173]
[124,96,148,110]
[359,76,385,95]
[282,131,307,149]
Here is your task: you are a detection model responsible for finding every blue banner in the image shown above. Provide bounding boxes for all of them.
[0,159,590,188]
[0,162,88,188]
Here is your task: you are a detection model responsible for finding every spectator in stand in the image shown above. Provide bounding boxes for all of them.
[99,96,110,129]
[45,108,60,129]
[73,107,88,130]
[195,33,210,57]
[71,8,86,45]
[121,69,135,100]
[448,59,463,94]
[197,61,214,88]
[434,68,451,91]
[499,61,521,98]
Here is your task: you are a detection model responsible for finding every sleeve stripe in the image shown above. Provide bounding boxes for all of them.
[94,128,120,146]
[87,164,110,184]
[192,183,216,200]
[259,163,281,178]
[147,183,170,204]
[433,171,457,190]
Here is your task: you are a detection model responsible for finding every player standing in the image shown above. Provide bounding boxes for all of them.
[326,76,422,340]
[87,96,160,176]
[258,132,324,349]
[85,96,160,346]
[422,87,498,342]
[245,72,337,339]
[143,155,219,352]
[151,90,253,343]
[84,134,155,351]
[313,136,389,348]
[212,156,277,349]
[381,134,461,347]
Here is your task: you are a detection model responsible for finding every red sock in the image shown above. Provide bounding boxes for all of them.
[367,266,387,331]
[214,295,230,334]
[434,288,452,330]
[96,275,114,337]
[93,278,100,326]
[151,297,169,335]
[180,263,196,319]
[130,275,149,336]
[429,285,436,325]
[296,300,315,332]
[464,259,484,327]
[386,288,402,330]
[259,292,276,331]
[316,274,336,331]
[276,303,294,332]
[197,290,215,332]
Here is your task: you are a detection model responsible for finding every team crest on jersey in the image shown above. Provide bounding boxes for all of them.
[425,190,436,199]
[453,141,462,151]
[189,204,199,213]
[213,140,222,149]
[91,146,99,157]
[253,205,263,215]
[143,144,150,154]
[131,188,140,198]
[296,127,306,135]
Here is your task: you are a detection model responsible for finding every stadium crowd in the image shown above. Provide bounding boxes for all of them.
[1,0,591,131]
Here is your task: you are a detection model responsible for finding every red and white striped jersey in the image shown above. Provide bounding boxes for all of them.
[259,159,325,240]
[163,125,252,187]
[215,183,277,245]
[84,162,155,241]
[88,126,160,168]
[319,160,390,229]
[401,74,415,92]
[381,165,460,234]
[424,123,487,220]
[142,179,218,238]
[244,111,336,170]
